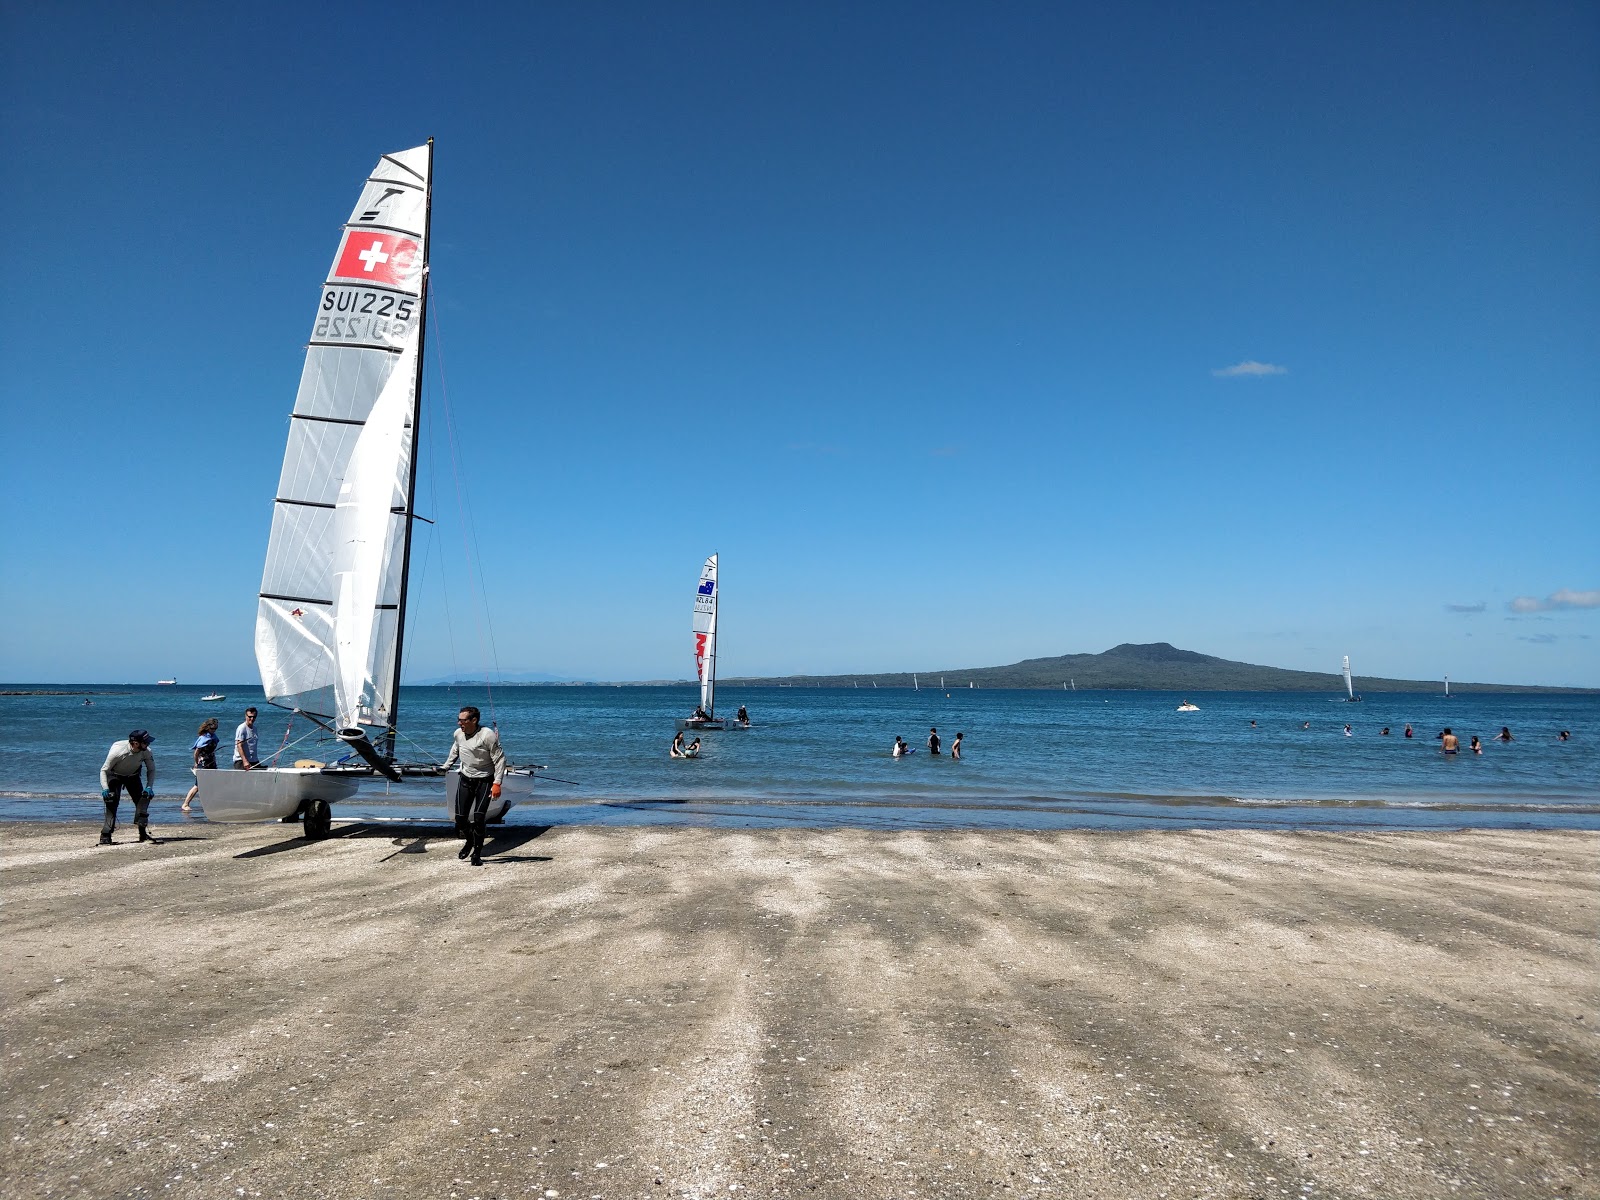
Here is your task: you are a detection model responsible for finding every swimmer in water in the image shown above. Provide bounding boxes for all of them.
[1404,724,1414,738]
[1495,726,1514,742]
[670,731,688,758]
[1470,735,1483,754]
[892,736,909,758]
[1380,727,1390,736]
[1441,728,1460,754]
[1344,724,1352,737]
[951,731,964,760]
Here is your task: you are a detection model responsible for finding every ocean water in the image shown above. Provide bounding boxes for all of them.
[2,684,1595,832]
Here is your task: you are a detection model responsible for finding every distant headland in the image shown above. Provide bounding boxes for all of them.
[433,643,1598,693]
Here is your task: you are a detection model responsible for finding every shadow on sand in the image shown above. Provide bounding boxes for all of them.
[235,822,554,862]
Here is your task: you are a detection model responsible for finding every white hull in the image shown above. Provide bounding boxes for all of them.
[194,768,361,822]
[676,717,728,732]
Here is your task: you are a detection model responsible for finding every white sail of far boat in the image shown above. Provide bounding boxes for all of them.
[197,141,532,836]
[1342,655,1360,701]
[680,554,725,730]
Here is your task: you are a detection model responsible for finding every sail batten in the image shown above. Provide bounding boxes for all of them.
[255,145,430,728]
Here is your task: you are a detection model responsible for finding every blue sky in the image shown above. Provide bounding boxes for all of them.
[2,2,1596,687]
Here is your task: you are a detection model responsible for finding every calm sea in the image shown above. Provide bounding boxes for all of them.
[2,684,1595,832]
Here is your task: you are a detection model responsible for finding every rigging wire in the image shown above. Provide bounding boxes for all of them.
[425,287,506,726]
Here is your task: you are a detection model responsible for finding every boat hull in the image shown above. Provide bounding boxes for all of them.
[676,718,728,732]
[445,770,532,824]
[194,768,361,822]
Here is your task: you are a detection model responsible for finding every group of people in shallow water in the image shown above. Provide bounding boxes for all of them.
[1285,720,1571,753]
[669,731,703,758]
[893,726,964,759]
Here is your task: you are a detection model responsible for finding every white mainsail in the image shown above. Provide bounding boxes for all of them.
[694,554,719,717]
[1342,655,1354,700]
[255,145,430,728]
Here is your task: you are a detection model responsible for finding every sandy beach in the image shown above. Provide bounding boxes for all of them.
[2,822,1594,1200]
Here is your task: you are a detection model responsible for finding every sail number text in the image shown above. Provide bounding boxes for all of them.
[314,288,416,344]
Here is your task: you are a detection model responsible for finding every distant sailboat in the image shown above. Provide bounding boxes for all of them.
[679,553,726,731]
[1444,675,1451,698]
[914,674,919,690]
[1343,655,1362,702]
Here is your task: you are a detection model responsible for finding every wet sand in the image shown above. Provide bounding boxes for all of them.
[2,822,1595,1199]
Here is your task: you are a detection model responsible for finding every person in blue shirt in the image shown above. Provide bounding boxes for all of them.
[182,718,220,811]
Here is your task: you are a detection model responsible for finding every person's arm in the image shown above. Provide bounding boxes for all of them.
[100,744,120,790]
[142,749,155,790]
[235,729,248,765]
[490,731,507,787]
[442,731,460,772]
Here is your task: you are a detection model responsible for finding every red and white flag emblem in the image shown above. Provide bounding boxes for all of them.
[331,231,420,286]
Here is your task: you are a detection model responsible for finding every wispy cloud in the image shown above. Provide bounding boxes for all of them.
[1212,360,1288,378]
[1517,633,1559,644]
[1445,602,1485,614]
[1508,588,1600,614]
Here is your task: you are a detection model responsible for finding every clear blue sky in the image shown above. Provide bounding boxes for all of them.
[2,2,1596,687]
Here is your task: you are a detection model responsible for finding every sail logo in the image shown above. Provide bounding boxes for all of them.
[694,632,708,679]
[360,187,405,223]
[698,580,716,596]
[332,231,420,287]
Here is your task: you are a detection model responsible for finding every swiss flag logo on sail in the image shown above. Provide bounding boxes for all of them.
[332,231,420,286]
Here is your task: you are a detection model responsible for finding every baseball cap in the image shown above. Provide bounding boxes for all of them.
[129,729,153,744]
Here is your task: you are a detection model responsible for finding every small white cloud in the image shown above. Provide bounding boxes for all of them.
[1445,602,1485,614]
[1508,588,1600,614]
[1212,360,1288,378]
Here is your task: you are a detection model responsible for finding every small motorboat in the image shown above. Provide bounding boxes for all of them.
[1176,701,1200,712]
[201,693,226,702]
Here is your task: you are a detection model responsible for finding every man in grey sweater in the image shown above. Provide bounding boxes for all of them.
[99,730,157,845]
[443,706,506,867]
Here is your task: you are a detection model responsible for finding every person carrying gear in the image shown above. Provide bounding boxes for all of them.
[443,706,506,867]
[99,729,157,845]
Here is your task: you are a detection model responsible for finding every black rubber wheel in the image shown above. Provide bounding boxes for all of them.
[303,798,332,840]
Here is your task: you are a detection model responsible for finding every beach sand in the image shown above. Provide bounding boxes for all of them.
[2,822,1594,1200]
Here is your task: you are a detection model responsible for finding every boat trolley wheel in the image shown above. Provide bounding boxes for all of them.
[302,798,332,841]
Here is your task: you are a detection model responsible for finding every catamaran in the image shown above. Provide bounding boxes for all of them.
[679,553,731,731]
[1342,655,1362,702]
[195,141,536,838]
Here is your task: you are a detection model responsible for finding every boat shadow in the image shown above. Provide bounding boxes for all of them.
[235,823,554,862]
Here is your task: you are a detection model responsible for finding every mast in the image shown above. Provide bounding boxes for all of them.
[384,136,433,760]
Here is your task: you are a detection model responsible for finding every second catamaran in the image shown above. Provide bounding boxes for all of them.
[680,553,726,731]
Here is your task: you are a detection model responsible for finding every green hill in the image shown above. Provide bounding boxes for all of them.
[724,642,1594,694]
